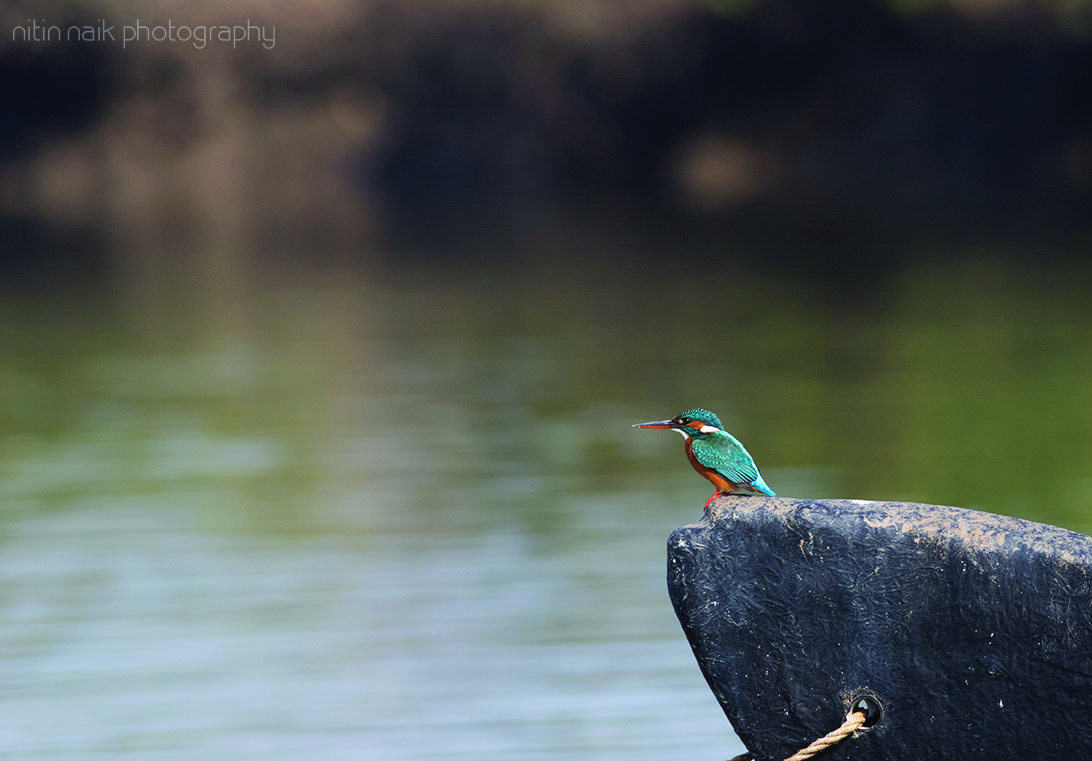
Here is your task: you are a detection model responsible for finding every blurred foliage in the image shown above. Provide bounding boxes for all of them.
[1,0,1091,272]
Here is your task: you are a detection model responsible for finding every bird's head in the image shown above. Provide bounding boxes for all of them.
[633,408,724,438]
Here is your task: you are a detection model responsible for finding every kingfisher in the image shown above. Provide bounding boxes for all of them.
[634,408,775,509]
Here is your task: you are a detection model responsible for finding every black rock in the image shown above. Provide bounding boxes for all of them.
[667,495,1092,760]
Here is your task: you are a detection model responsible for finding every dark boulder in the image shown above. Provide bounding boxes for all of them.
[667,495,1092,760]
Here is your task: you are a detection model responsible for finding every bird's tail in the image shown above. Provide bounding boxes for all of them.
[747,474,776,497]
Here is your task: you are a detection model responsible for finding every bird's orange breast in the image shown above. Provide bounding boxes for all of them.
[685,438,737,493]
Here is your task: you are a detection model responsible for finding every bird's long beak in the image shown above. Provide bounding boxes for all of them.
[632,419,679,429]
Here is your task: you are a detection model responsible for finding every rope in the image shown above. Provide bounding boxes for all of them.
[726,707,867,761]
[782,708,867,761]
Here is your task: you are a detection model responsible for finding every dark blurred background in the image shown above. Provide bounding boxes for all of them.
[3,0,1092,268]
[2,0,1092,759]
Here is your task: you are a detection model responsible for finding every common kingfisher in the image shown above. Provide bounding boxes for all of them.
[634,408,775,509]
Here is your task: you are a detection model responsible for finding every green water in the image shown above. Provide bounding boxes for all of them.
[1,240,1091,759]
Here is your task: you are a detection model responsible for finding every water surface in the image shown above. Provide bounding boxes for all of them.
[2,242,1091,759]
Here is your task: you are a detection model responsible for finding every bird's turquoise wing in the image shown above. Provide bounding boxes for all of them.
[690,432,762,486]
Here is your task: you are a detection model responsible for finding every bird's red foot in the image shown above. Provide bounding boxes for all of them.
[704,492,721,511]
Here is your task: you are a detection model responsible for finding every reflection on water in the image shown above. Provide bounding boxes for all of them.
[1,245,1091,759]
[0,503,731,760]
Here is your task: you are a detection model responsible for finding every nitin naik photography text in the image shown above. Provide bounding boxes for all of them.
[9,17,276,50]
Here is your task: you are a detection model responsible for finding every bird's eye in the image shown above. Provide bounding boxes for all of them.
[677,417,691,425]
